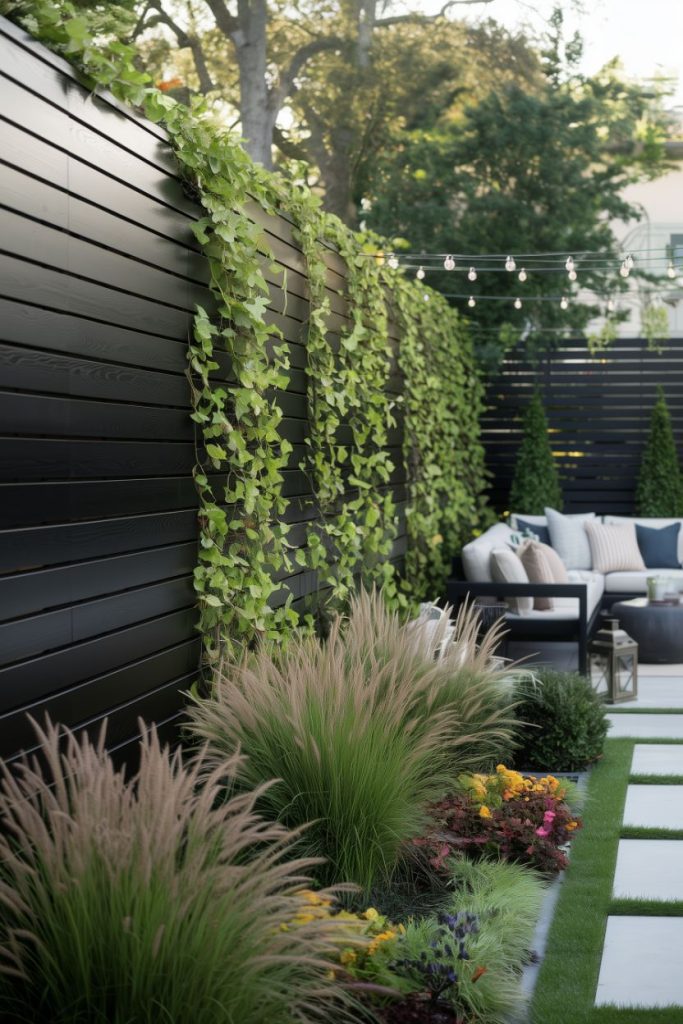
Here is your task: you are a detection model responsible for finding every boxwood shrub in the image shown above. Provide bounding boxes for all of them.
[512,669,608,771]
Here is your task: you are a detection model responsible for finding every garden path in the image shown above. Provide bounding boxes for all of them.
[594,664,683,1009]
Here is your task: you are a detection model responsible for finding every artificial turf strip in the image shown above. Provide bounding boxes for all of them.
[607,707,683,714]
[529,738,683,1024]
[620,826,683,840]
[628,774,683,784]
[609,899,683,916]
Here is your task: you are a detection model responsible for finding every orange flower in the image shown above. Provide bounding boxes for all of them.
[157,77,184,92]
[472,966,488,983]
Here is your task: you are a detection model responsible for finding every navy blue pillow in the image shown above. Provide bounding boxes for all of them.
[635,522,681,569]
[515,517,551,545]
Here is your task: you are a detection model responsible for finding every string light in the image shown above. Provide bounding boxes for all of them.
[568,269,578,282]
[513,297,522,309]
[423,293,430,302]
[560,296,569,310]
[607,298,616,312]
[619,260,630,278]
[668,262,677,279]
[625,253,635,271]
[416,266,425,280]
[565,256,575,272]
[468,267,477,281]
[467,296,476,307]
[518,268,528,282]
[505,255,517,272]
[387,254,399,270]
[444,255,456,271]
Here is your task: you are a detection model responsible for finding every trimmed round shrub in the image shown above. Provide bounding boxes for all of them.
[512,669,608,771]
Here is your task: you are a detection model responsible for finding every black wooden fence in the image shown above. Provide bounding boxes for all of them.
[0,17,406,763]
[482,337,683,516]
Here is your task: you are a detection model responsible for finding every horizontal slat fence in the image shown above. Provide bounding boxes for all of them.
[0,17,407,763]
[483,338,683,516]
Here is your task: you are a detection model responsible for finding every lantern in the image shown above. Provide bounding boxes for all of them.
[588,617,638,703]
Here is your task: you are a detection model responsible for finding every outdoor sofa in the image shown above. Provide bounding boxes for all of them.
[446,512,683,673]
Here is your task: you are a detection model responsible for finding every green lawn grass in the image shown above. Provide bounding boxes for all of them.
[529,737,683,1024]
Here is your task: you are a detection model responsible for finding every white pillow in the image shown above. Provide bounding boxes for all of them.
[584,521,646,573]
[545,508,594,570]
[461,523,515,582]
[489,546,532,614]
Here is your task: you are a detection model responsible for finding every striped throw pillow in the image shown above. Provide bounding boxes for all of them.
[584,521,645,573]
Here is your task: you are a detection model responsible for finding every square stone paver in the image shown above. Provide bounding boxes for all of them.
[623,785,683,830]
[632,744,683,776]
[613,839,683,900]
[595,917,683,1006]
[607,714,683,739]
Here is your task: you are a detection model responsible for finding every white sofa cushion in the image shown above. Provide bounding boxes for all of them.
[462,523,515,582]
[603,516,683,564]
[490,547,533,614]
[604,569,683,594]
[585,521,645,573]
[545,508,594,570]
[506,570,604,622]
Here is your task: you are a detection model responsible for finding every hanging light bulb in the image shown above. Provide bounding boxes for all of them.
[667,262,677,279]
[387,254,399,270]
[505,255,516,272]
[416,266,425,280]
[468,266,477,281]
[607,298,616,312]
[518,268,528,282]
[560,295,569,310]
[619,262,630,278]
[467,296,476,308]
[444,255,456,271]
[513,297,522,309]
[625,253,635,270]
[568,269,578,282]
[565,256,575,272]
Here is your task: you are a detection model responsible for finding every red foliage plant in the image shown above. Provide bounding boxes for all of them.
[414,771,581,876]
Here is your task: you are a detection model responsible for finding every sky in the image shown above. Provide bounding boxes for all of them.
[420,0,683,109]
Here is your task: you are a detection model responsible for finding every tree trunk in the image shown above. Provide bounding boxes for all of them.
[235,0,274,168]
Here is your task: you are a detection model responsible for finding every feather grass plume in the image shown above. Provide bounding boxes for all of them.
[0,718,352,1024]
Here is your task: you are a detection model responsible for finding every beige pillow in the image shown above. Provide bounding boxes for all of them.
[489,546,532,615]
[584,521,645,573]
[518,539,568,610]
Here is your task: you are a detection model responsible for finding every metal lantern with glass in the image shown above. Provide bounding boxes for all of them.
[588,618,638,703]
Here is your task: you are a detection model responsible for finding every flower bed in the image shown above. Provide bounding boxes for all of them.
[415,766,582,875]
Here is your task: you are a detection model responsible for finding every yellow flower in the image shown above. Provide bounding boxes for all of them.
[368,930,397,955]
[294,912,315,924]
[479,805,492,819]
[566,820,578,831]
[339,950,357,966]
[363,908,379,921]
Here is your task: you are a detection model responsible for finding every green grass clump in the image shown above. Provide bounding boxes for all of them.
[188,589,518,892]
[395,858,545,1023]
[513,669,608,771]
[0,719,348,1024]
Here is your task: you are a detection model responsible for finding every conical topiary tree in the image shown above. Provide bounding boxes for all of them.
[508,392,562,514]
[635,387,683,516]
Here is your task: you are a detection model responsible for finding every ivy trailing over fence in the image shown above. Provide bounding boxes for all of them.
[288,188,402,616]
[6,0,493,651]
[393,280,494,601]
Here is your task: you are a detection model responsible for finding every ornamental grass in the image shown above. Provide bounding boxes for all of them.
[187,589,519,893]
[0,719,349,1024]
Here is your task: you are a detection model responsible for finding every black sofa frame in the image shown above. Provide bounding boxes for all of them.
[445,579,604,675]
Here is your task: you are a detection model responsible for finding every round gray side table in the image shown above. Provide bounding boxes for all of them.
[610,598,683,664]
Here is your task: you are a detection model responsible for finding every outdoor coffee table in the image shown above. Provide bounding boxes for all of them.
[611,598,683,664]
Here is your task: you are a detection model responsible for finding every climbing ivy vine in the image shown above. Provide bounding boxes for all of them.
[6,0,493,652]
[393,280,494,602]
